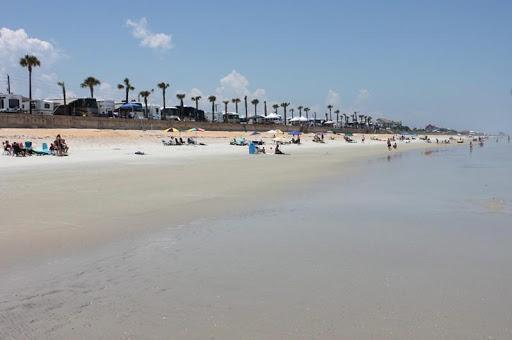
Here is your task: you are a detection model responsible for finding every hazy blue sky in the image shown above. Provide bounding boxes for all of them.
[0,0,510,132]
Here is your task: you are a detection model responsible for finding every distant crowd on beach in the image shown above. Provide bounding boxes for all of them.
[2,134,69,157]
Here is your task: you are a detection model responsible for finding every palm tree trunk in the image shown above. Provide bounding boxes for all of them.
[125,89,129,103]
[145,99,148,119]
[28,68,32,115]
[62,86,66,106]
[212,102,215,122]
[163,90,166,109]
[180,100,184,120]
[90,86,94,98]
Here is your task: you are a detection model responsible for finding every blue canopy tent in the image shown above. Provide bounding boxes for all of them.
[289,130,302,136]
[119,102,143,110]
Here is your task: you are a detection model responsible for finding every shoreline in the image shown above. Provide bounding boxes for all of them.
[0,128,463,272]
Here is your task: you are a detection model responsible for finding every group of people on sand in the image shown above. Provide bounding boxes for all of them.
[52,134,69,156]
[2,134,68,157]
[162,136,206,146]
[387,138,398,151]
[254,143,286,155]
[3,140,29,157]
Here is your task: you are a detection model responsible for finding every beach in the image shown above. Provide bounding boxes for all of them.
[4,129,509,340]
[0,128,443,271]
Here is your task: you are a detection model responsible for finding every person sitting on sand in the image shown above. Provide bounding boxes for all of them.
[393,142,397,150]
[3,140,12,155]
[12,142,25,157]
[275,144,285,155]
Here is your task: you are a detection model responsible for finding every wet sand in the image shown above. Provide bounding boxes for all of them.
[1,129,487,339]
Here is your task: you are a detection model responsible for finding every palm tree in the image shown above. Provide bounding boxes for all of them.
[334,109,340,123]
[222,100,229,114]
[81,76,101,98]
[232,98,241,113]
[176,93,186,119]
[281,102,290,125]
[264,101,268,116]
[297,106,303,117]
[290,108,295,118]
[157,82,170,109]
[191,96,202,120]
[208,95,217,122]
[272,104,279,113]
[57,81,66,106]
[251,99,259,116]
[139,90,151,118]
[327,105,333,121]
[304,107,310,120]
[19,54,41,115]
[117,78,134,103]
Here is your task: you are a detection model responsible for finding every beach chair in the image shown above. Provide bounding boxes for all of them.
[32,142,50,156]
[231,137,247,146]
[25,141,33,151]
[249,143,257,155]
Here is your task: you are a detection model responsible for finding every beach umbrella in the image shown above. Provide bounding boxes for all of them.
[187,128,198,132]
[165,127,180,133]
[289,130,301,136]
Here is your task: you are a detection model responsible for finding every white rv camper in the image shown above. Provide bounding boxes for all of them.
[97,100,115,116]
[0,93,24,113]
[22,99,60,115]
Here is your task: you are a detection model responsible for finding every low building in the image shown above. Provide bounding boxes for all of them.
[262,113,282,124]
[222,112,240,123]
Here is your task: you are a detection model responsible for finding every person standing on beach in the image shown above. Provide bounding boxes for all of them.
[387,139,392,151]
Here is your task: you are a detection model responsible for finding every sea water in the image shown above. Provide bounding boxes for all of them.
[1,142,511,339]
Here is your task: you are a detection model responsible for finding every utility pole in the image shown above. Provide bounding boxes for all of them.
[7,75,11,94]
[244,96,248,120]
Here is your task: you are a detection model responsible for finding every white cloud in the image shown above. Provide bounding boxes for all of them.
[126,18,172,50]
[95,82,115,100]
[188,87,203,98]
[0,27,64,98]
[215,70,265,101]
[353,89,370,109]
[325,89,340,107]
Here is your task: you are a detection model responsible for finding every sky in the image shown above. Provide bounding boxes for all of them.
[0,0,510,132]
